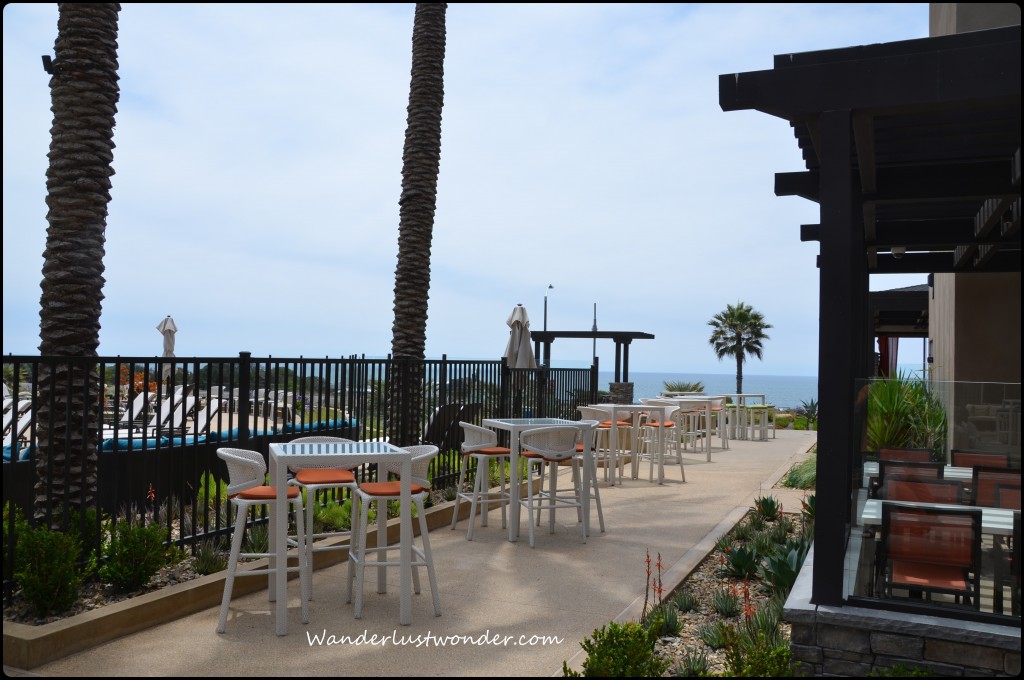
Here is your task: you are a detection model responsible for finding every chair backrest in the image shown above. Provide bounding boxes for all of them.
[380,444,439,489]
[879,448,933,463]
[421,403,464,448]
[577,406,610,423]
[882,503,981,573]
[460,422,498,452]
[882,477,964,504]
[994,484,1021,510]
[951,449,1010,469]
[577,420,599,452]
[878,460,944,485]
[972,466,1022,507]
[147,392,183,428]
[168,395,197,430]
[192,398,222,434]
[216,447,267,496]
[287,435,356,471]
[520,426,580,462]
[120,392,153,426]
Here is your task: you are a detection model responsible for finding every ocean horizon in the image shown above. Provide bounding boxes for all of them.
[599,371,817,409]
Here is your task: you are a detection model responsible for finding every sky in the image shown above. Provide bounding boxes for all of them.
[3,3,930,377]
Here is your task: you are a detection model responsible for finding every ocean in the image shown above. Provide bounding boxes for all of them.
[599,371,817,410]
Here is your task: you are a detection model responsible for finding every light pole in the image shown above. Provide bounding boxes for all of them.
[543,284,554,333]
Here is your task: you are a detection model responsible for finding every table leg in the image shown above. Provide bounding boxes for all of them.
[509,431,521,541]
[399,458,412,625]
[273,457,288,635]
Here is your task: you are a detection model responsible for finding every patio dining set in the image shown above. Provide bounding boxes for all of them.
[213,395,769,636]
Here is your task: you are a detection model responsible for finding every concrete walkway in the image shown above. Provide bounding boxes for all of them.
[11,429,816,677]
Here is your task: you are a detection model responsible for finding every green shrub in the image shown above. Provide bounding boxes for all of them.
[243,521,270,556]
[721,544,760,580]
[3,502,29,582]
[100,517,171,592]
[782,454,817,489]
[313,499,351,533]
[771,515,795,540]
[192,538,227,575]
[675,648,711,677]
[562,620,670,677]
[723,625,795,677]
[773,414,794,429]
[14,524,84,617]
[751,531,779,561]
[745,512,766,532]
[672,589,698,613]
[645,602,682,637]
[800,494,816,537]
[758,538,810,599]
[196,472,228,515]
[697,620,732,649]
[752,495,781,522]
[711,587,739,617]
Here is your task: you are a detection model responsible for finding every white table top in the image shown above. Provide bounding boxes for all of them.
[862,461,973,481]
[860,498,1015,536]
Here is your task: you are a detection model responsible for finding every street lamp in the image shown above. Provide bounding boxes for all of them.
[543,284,554,333]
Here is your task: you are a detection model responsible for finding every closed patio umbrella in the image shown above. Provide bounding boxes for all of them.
[157,315,177,380]
[504,304,538,370]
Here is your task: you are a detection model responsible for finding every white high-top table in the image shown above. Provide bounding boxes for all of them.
[482,417,596,541]
[268,440,413,634]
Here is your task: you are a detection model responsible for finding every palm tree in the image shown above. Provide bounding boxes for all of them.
[35,4,121,525]
[389,3,447,446]
[707,302,772,394]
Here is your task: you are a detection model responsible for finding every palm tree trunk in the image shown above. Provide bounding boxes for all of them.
[35,3,121,526]
[735,350,744,394]
[389,3,447,446]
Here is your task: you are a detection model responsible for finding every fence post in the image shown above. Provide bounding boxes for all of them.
[238,352,251,446]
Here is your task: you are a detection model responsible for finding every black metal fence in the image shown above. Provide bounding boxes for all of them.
[3,352,597,598]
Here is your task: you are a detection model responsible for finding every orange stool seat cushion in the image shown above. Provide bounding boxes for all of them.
[358,481,429,496]
[294,468,356,485]
[236,485,300,500]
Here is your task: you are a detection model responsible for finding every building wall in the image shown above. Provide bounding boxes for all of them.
[927,2,1022,387]
[930,3,1021,34]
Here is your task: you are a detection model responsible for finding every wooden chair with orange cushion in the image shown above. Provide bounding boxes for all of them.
[951,449,1011,469]
[971,466,1022,507]
[882,477,964,504]
[879,447,933,462]
[881,503,982,609]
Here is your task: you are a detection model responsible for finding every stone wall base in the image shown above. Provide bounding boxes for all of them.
[784,546,1021,677]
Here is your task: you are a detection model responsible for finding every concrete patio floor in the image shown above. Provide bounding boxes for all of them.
[7,428,816,677]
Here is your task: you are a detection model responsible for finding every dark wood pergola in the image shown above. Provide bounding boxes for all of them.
[529,330,655,382]
[720,25,1020,608]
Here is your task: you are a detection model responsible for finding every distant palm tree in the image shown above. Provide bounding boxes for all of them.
[707,302,772,394]
[389,3,447,446]
[35,4,121,525]
[663,380,705,394]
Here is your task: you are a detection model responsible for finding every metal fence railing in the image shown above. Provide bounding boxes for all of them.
[3,352,597,600]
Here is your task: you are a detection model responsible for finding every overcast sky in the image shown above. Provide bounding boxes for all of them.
[3,3,929,376]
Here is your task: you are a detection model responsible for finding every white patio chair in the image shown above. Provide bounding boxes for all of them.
[286,435,358,581]
[215,447,310,633]
[347,444,442,619]
[450,422,512,540]
[519,425,590,548]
